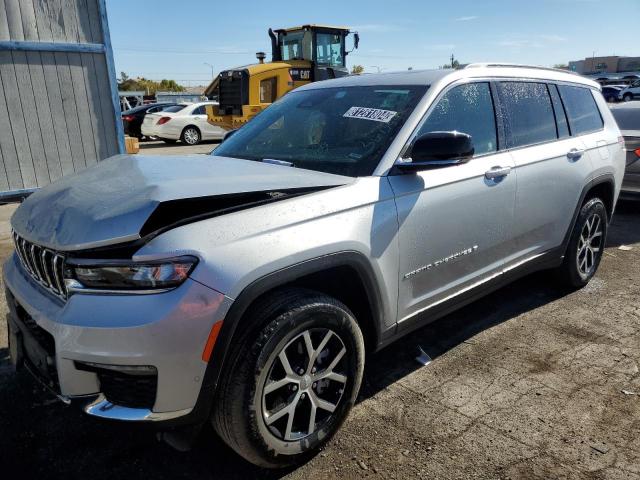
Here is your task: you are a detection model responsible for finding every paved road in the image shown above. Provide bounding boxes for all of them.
[0,202,639,479]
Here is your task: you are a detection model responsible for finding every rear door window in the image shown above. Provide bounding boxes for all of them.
[496,82,557,148]
[416,82,497,155]
[557,85,603,135]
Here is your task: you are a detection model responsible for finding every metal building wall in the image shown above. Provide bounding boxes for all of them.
[0,0,123,200]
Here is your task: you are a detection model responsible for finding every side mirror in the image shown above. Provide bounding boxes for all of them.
[222,129,238,143]
[395,131,474,172]
[354,32,360,50]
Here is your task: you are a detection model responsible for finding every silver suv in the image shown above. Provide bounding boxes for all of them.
[5,64,625,468]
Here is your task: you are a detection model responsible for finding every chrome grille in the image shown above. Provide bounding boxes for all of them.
[12,231,67,300]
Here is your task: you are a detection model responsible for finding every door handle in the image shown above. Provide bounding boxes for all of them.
[485,166,511,179]
[567,148,585,160]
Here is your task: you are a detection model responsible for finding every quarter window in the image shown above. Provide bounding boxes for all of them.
[497,82,557,148]
[416,82,497,156]
[557,85,603,135]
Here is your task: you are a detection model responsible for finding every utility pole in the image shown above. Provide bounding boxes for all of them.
[451,54,455,68]
[204,62,214,79]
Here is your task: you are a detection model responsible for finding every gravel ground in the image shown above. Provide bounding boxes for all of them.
[0,201,639,480]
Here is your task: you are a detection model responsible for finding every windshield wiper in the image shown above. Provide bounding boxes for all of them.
[262,158,294,167]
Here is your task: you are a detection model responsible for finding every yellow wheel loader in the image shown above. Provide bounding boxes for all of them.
[205,25,359,130]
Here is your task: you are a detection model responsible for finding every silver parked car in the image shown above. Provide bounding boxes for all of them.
[610,106,640,197]
[5,64,625,468]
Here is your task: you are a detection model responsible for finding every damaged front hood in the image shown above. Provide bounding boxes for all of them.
[12,154,351,252]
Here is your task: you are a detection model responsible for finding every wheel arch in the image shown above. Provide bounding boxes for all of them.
[177,251,385,428]
[561,174,615,256]
[181,124,201,140]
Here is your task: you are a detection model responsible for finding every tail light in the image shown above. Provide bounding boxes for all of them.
[122,115,134,122]
[635,147,640,158]
[157,117,171,125]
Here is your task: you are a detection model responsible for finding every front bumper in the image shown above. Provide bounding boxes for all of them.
[4,253,232,421]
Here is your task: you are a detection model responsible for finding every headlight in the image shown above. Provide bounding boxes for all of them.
[64,256,198,294]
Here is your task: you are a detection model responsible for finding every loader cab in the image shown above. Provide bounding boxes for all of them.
[272,25,358,79]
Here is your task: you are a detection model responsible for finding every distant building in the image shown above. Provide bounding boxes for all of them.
[155,91,206,103]
[568,56,640,74]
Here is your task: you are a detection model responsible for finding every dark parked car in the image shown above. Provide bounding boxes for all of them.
[122,103,179,138]
[611,106,640,197]
[602,86,623,103]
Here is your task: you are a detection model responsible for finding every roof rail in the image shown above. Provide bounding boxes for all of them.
[465,63,579,75]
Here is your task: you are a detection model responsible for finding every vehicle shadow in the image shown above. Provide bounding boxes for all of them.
[359,271,569,401]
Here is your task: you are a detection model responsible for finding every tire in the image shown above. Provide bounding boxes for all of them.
[162,138,177,144]
[623,93,633,102]
[557,198,608,288]
[181,126,201,145]
[212,289,365,468]
[606,95,616,103]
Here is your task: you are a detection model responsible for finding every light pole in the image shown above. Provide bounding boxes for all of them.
[204,62,214,79]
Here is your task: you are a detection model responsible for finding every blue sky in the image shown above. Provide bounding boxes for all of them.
[107,0,639,86]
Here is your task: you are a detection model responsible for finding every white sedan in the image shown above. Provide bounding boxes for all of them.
[141,101,225,145]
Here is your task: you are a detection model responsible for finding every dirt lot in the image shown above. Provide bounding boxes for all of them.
[0,201,639,480]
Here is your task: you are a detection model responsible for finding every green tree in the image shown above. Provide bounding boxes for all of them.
[440,55,460,70]
[351,64,365,74]
[117,72,185,94]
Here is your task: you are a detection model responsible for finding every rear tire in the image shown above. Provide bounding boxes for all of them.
[623,93,633,102]
[556,198,608,288]
[181,126,201,145]
[212,289,365,468]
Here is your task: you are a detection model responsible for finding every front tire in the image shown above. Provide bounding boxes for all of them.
[557,198,608,288]
[212,289,365,468]
[181,126,201,145]
[623,93,633,102]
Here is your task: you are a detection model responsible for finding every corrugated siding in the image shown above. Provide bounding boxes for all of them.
[0,0,119,192]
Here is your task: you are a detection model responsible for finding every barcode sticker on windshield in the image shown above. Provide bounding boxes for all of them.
[343,107,397,123]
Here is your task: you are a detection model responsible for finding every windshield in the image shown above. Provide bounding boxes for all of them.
[213,85,427,177]
[611,108,640,131]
